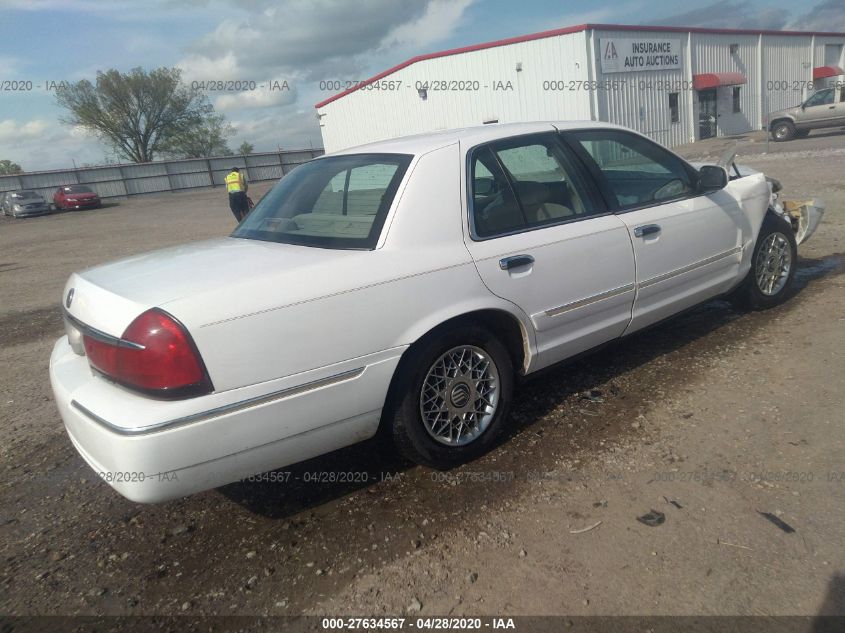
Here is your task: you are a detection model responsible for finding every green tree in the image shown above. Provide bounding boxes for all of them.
[160,113,234,158]
[55,67,223,163]
[238,141,254,155]
[0,159,22,175]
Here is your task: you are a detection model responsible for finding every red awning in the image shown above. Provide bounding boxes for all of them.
[693,72,747,91]
[813,65,845,80]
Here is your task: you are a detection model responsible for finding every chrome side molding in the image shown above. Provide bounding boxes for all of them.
[71,367,366,436]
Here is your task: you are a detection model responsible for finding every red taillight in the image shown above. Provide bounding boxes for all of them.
[82,309,211,398]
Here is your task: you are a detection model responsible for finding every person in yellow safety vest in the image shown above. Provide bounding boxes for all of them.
[225,167,249,221]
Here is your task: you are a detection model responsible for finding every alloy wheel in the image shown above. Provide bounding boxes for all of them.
[755,232,792,296]
[419,345,500,446]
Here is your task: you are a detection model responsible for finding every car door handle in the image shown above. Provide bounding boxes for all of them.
[499,254,534,270]
[633,224,661,238]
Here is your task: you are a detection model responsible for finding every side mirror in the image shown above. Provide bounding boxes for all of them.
[698,165,728,193]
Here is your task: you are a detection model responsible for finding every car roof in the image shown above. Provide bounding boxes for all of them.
[328,120,627,156]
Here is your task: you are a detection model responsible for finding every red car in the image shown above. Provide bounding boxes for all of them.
[53,185,101,210]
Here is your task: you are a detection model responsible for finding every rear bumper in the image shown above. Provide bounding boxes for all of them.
[49,337,403,503]
[67,200,100,209]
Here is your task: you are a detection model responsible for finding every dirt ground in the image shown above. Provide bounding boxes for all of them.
[1,130,844,627]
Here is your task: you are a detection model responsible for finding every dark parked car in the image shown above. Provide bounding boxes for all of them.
[2,190,51,218]
[53,185,101,210]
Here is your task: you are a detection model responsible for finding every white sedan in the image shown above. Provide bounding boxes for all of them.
[50,121,803,503]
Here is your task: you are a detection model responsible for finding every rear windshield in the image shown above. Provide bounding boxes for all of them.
[62,185,93,193]
[232,153,412,249]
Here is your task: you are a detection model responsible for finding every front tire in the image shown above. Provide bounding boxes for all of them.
[730,213,797,310]
[771,121,796,142]
[390,325,514,469]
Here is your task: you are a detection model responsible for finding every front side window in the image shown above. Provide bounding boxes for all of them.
[470,136,594,238]
[233,153,411,249]
[805,88,834,108]
[569,129,694,209]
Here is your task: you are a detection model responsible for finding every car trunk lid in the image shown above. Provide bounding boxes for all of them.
[64,236,369,336]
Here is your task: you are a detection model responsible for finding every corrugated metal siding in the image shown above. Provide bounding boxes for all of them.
[592,29,691,147]
[318,32,591,152]
[0,150,323,200]
[690,33,760,135]
[814,37,845,90]
[761,34,813,115]
[319,28,845,151]
[815,37,845,67]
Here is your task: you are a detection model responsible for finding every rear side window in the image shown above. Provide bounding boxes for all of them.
[471,147,525,237]
[569,129,694,209]
[233,153,412,249]
[470,135,595,239]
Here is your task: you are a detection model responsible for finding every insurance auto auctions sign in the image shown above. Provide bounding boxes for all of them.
[599,38,682,73]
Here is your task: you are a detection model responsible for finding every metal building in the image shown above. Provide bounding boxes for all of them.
[315,23,845,151]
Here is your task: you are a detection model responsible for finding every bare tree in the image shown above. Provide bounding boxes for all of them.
[55,67,219,163]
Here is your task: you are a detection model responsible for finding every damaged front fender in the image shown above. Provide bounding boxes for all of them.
[732,161,825,246]
[778,199,826,245]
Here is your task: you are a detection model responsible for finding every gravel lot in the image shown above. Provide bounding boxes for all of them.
[1,132,844,625]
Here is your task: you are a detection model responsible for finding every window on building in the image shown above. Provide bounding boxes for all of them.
[732,87,741,113]
[668,93,680,123]
[569,129,694,209]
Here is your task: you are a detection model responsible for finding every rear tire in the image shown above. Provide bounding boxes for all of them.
[729,213,797,311]
[390,325,514,469]
[771,121,796,142]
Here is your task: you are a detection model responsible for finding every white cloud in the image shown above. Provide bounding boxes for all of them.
[173,0,478,128]
[0,119,102,170]
[177,51,243,84]
[541,3,644,30]
[380,0,476,52]
[181,0,428,86]
[0,119,50,143]
[655,1,788,29]
[788,0,845,32]
[230,109,322,152]
[0,55,23,76]
[215,86,297,112]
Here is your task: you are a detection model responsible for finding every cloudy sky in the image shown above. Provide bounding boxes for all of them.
[1,0,842,170]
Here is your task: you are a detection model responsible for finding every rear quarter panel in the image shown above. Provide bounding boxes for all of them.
[169,143,535,393]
